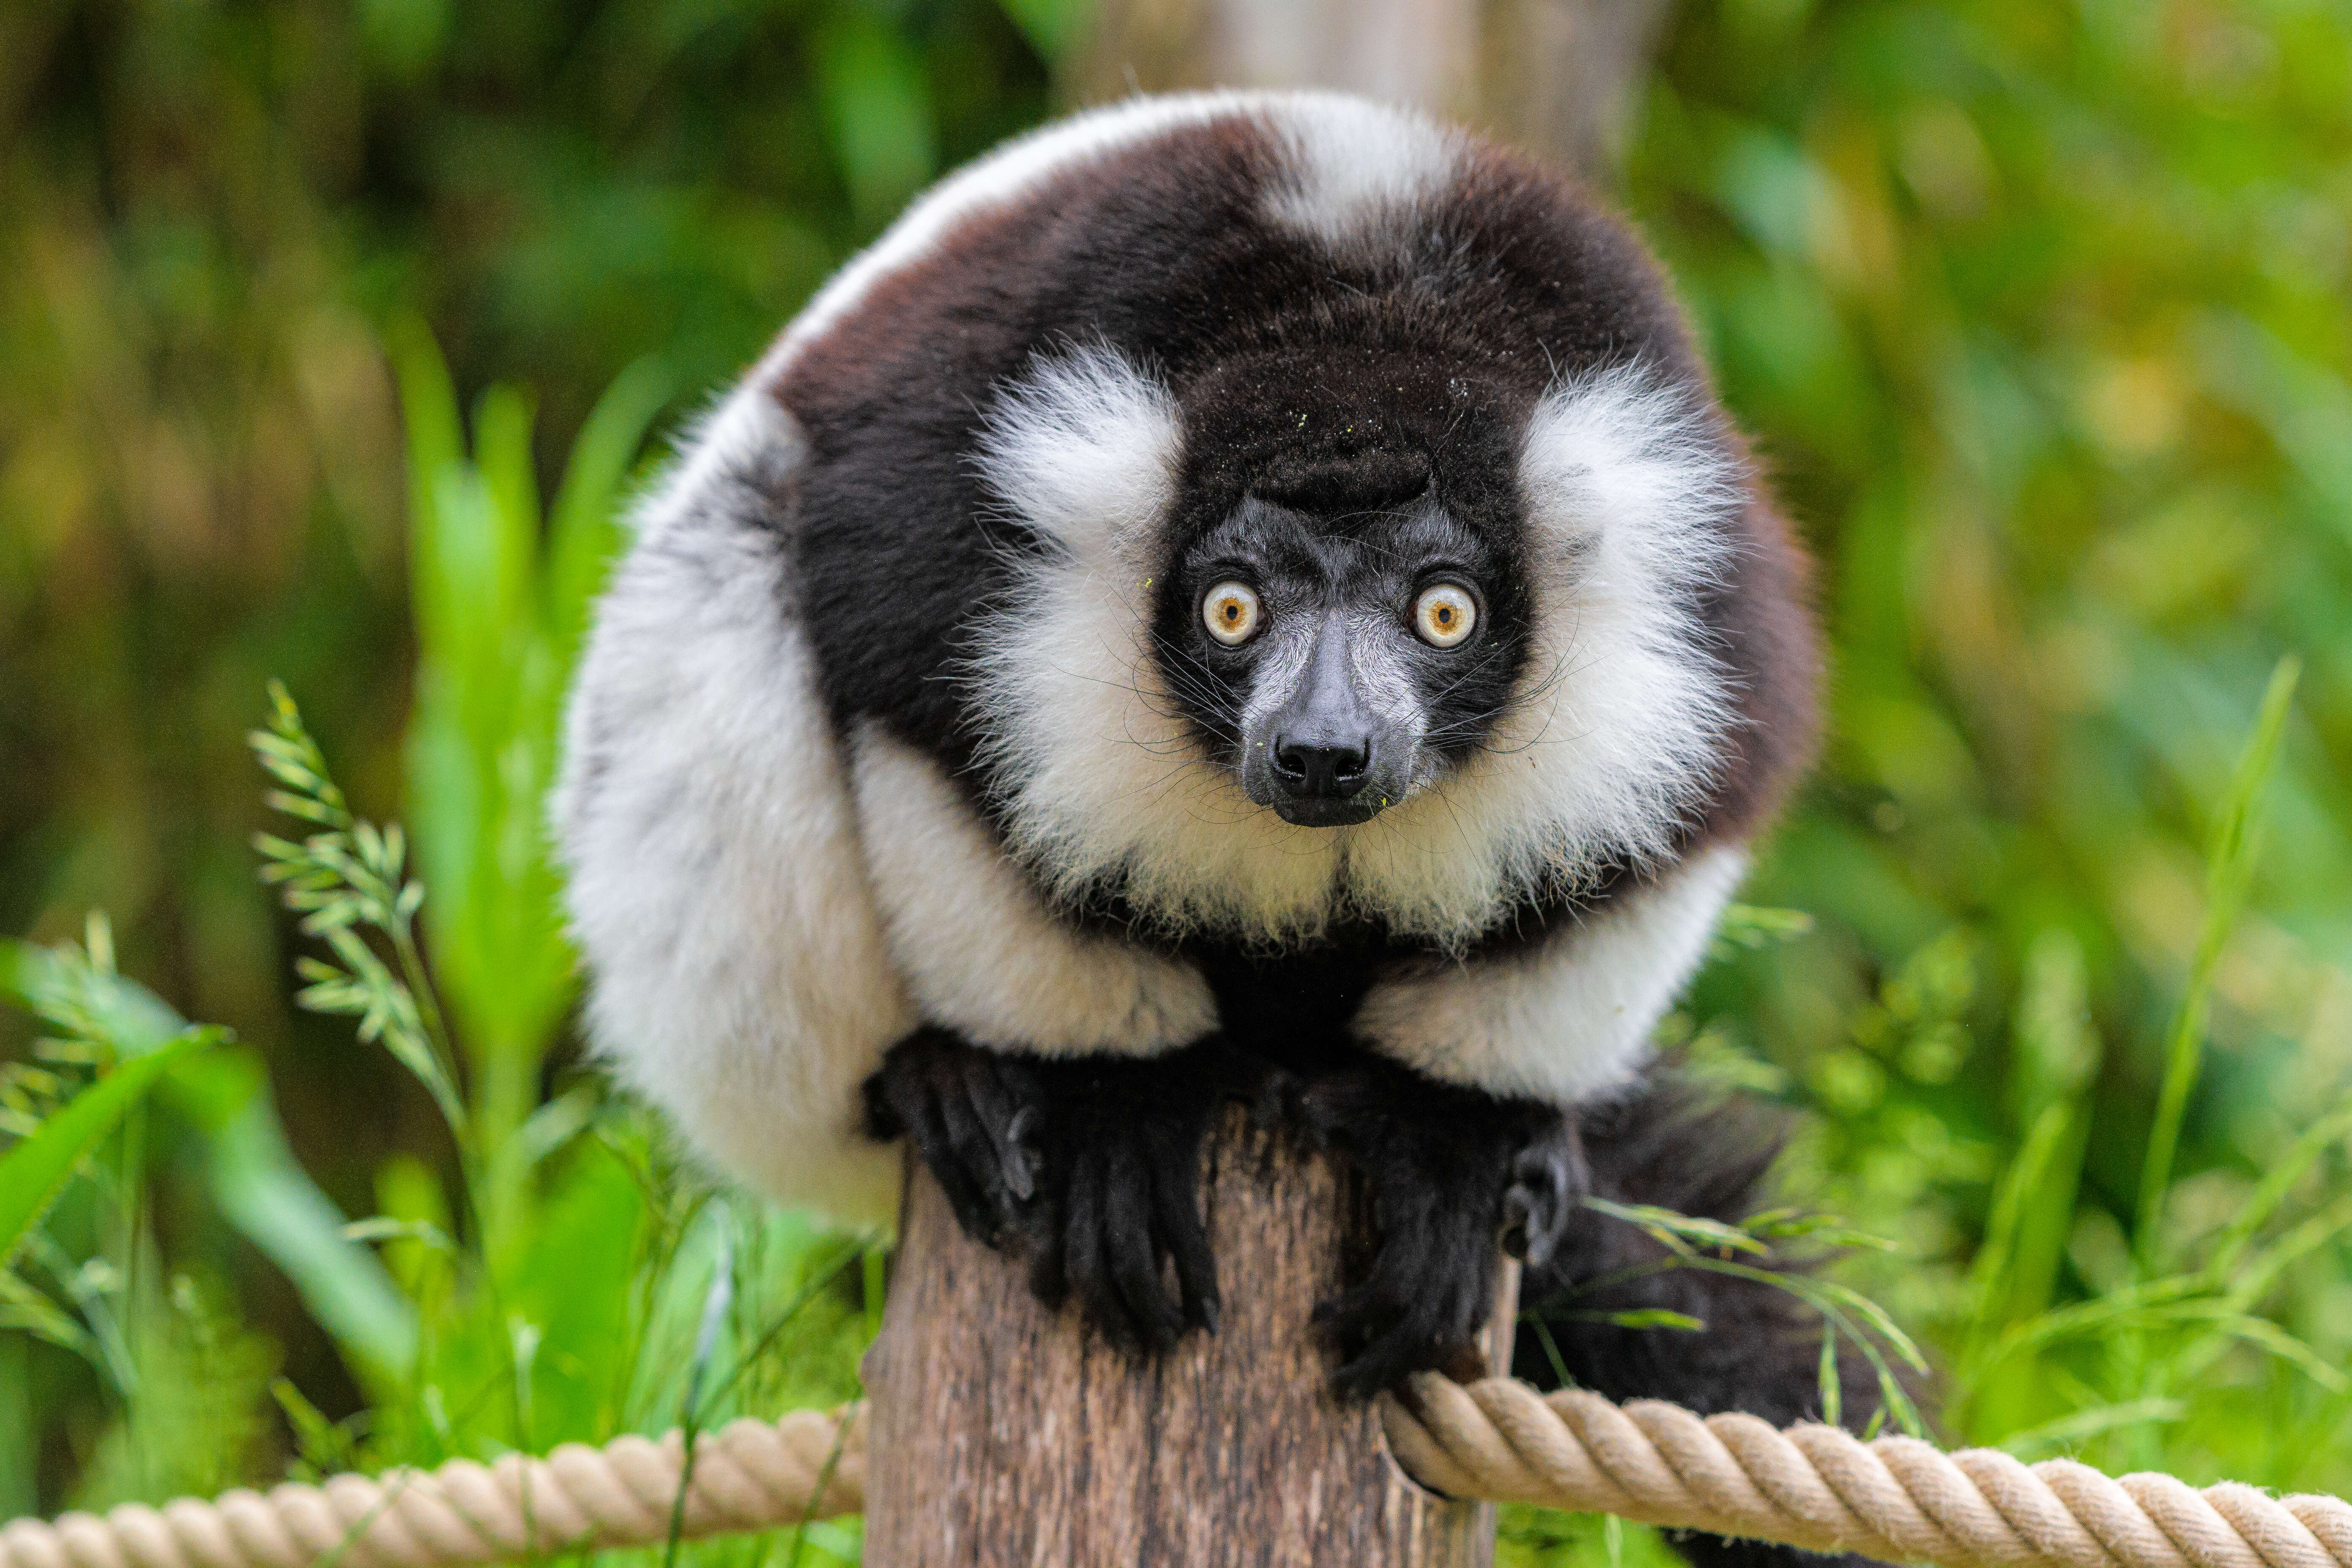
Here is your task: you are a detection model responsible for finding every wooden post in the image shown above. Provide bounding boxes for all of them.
[1071,0,1676,177]
[862,1107,1518,1566]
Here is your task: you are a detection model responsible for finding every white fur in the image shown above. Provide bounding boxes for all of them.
[761,90,1459,383]
[852,726,1219,1056]
[1260,95,1462,249]
[554,389,914,1227]
[1355,847,1750,1102]
[971,352,1742,951]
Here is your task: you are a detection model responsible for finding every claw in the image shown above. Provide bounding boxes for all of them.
[1004,1104,1042,1202]
[864,1029,1051,1251]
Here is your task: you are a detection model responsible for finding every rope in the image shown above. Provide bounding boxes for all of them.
[11,1380,2352,1568]
[0,1407,864,1568]
[1384,1377,2352,1568]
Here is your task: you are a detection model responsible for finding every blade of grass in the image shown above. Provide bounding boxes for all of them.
[1995,1398,2186,1459]
[2136,656,2299,1269]
[2205,1092,2352,1282]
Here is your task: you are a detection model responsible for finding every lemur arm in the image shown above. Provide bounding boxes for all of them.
[1293,848,1752,1391]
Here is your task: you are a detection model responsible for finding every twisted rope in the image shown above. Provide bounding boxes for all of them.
[11,1381,2352,1568]
[0,1407,863,1568]
[1384,1377,2352,1568]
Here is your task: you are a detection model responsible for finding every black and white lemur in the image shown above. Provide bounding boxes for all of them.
[558,90,1893,1561]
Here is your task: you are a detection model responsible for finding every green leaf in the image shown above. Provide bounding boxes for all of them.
[384,315,464,542]
[1585,1196,1769,1255]
[1601,1308,1706,1331]
[172,1051,419,1387]
[2137,654,2299,1266]
[3,933,416,1384]
[1995,1399,2187,1459]
[545,355,671,664]
[0,1030,216,1268]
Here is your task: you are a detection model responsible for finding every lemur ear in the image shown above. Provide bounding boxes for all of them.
[972,344,1182,556]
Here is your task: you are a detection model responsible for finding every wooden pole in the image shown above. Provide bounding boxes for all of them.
[861,1106,1519,1566]
[1070,0,1676,177]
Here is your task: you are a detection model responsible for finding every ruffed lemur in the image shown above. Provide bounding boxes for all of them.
[559,91,1884,1562]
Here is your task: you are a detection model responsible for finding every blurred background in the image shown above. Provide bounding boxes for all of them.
[4,1,2351,1562]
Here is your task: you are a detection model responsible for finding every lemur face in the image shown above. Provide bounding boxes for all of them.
[1160,494,1527,828]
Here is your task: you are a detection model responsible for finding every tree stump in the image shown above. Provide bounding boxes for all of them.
[862,1107,1517,1566]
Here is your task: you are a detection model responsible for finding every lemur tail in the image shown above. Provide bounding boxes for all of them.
[1514,1070,1926,1568]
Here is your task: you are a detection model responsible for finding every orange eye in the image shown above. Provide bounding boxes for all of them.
[1202,582,1263,646]
[1413,584,1477,648]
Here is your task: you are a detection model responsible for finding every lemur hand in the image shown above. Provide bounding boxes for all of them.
[1297,1059,1587,1399]
[863,1031,1261,1353]
[863,1027,1048,1246]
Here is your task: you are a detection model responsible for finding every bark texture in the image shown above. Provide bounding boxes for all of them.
[1072,0,1676,176]
[862,1108,1519,1566]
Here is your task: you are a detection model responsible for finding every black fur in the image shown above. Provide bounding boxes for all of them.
[1519,1078,1904,1568]
[1296,1055,1586,1397]
[867,1031,1270,1351]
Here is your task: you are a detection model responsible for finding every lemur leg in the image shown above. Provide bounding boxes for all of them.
[1296,1055,1588,1399]
[1514,1074,1909,1568]
[863,1030,1262,1351]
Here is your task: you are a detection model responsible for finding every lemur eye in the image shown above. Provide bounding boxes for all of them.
[1413,584,1478,648]
[1202,582,1263,646]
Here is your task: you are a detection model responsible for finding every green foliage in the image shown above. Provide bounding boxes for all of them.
[388,327,673,1154]
[0,1031,215,1275]
[237,428,879,1510]
[1,932,416,1387]
[6,330,879,1538]
[8,0,2352,1552]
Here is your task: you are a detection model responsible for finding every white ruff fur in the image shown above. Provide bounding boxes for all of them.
[554,389,913,1227]
[1354,846,1750,1102]
[852,726,1219,1056]
[971,352,1742,950]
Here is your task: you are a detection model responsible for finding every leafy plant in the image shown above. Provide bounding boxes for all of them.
[387,324,673,1168]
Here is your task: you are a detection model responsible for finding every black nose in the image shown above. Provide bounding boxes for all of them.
[1273,735,1371,798]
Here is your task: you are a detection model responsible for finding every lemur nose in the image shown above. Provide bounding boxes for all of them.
[1273,736,1372,798]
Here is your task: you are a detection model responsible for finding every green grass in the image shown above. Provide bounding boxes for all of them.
[7,1,2352,1561]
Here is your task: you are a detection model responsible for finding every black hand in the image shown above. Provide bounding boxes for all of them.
[1297,1057,1586,1399]
[862,1026,1047,1247]
[1021,1040,1262,1352]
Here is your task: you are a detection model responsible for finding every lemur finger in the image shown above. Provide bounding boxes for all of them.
[1061,1148,1130,1348]
[1002,1104,1043,1203]
[1148,1143,1219,1334]
[907,1109,1001,1245]
[1332,1247,1491,1399]
[1023,1190,1069,1308]
[1331,1313,1438,1399]
[954,1053,1036,1207]
[1103,1141,1185,1349]
[908,1093,1006,1247]
[933,1084,1020,1236]
[1504,1146,1574,1267]
[1314,1189,1439,1332]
